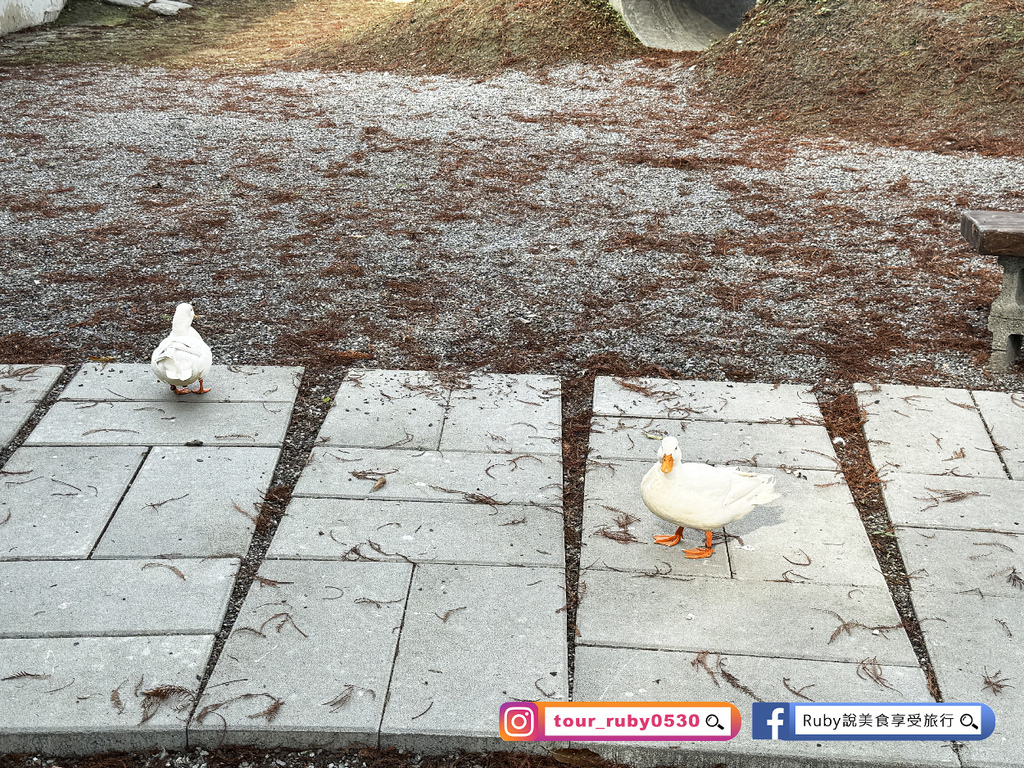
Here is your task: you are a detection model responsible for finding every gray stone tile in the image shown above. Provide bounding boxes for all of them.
[0,634,213,755]
[972,389,1024,481]
[855,384,1004,478]
[0,558,238,637]
[592,377,821,423]
[440,374,561,455]
[267,498,564,568]
[898,527,1023,598]
[0,364,63,449]
[25,400,293,447]
[727,470,888,589]
[577,571,918,665]
[316,371,562,456]
[580,458,733,580]
[912,590,1022,768]
[190,559,411,750]
[380,563,567,753]
[882,473,1024,533]
[573,646,955,768]
[0,446,147,560]
[92,447,280,559]
[59,363,303,403]
[293,447,561,507]
[317,369,448,452]
[1,364,64,402]
[589,416,839,470]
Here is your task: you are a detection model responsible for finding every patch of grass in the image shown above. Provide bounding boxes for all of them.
[53,0,134,28]
[2,0,409,68]
[1,0,651,73]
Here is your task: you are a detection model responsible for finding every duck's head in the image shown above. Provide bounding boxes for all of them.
[657,435,681,474]
[172,303,196,330]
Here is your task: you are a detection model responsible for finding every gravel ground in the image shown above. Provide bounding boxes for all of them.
[2,59,1024,768]
[2,61,1023,390]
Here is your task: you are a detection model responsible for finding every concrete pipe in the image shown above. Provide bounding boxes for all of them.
[608,0,756,51]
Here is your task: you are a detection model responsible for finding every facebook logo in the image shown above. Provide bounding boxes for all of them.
[752,703,790,740]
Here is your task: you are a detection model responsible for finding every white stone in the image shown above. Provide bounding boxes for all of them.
[0,0,67,36]
[148,1,181,13]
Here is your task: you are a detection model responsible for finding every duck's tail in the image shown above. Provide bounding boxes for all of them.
[154,354,194,383]
[731,471,780,507]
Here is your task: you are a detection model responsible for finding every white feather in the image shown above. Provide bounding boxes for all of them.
[151,303,212,389]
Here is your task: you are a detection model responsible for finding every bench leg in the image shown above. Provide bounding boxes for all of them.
[990,333,1023,372]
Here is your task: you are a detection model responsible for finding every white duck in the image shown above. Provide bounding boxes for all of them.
[151,303,212,395]
[641,435,779,559]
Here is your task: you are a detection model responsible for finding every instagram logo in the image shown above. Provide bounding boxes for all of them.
[500,702,539,741]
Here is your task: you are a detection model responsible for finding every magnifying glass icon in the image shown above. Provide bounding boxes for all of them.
[706,714,725,731]
[961,714,979,731]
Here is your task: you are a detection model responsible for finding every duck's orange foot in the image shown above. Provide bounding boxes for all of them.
[684,546,714,559]
[194,379,211,394]
[171,385,193,395]
[653,526,684,547]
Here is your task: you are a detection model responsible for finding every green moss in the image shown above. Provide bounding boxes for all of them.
[53,0,133,28]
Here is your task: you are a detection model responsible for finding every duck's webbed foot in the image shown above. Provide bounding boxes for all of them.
[683,530,715,559]
[653,526,684,547]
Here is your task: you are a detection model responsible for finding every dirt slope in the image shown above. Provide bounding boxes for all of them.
[301,0,653,74]
[699,0,1024,155]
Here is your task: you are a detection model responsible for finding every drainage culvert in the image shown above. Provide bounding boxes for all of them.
[609,0,755,51]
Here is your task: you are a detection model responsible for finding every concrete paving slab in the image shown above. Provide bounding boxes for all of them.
[972,389,1024,480]
[59,363,303,403]
[267,498,564,568]
[912,590,1022,768]
[726,470,888,590]
[380,563,567,753]
[25,400,294,447]
[855,384,1005,478]
[0,558,238,637]
[589,416,839,470]
[92,446,280,558]
[0,364,63,449]
[577,571,918,665]
[317,371,562,456]
[0,634,213,755]
[317,369,448,451]
[440,374,561,455]
[882,473,1024,533]
[592,377,821,423]
[292,447,561,507]
[0,446,148,560]
[190,559,411,750]
[897,527,1023,598]
[573,645,955,768]
[0,364,65,402]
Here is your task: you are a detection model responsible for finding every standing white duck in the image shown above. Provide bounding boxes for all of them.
[641,435,779,559]
[151,303,212,395]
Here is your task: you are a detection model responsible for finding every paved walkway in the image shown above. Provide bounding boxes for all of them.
[0,365,1020,767]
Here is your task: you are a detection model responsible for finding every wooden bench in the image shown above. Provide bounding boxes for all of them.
[961,210,1024,372]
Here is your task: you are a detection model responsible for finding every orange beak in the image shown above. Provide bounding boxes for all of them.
[660,453,673,473]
